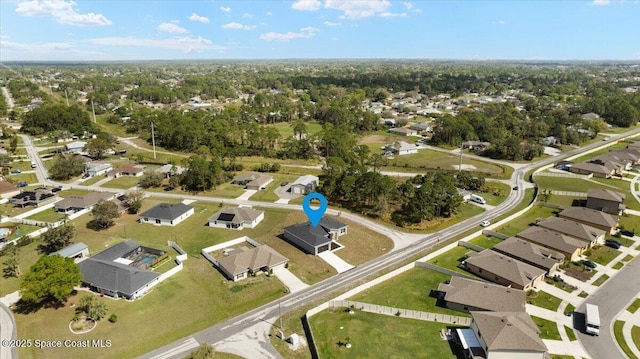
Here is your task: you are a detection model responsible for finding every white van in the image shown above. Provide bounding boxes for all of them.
[30,161,37,168]
[470,194,486,205]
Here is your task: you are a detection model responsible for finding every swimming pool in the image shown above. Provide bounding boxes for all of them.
[0,228,11,238]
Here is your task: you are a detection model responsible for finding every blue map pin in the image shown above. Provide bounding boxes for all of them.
[302,192,328,227]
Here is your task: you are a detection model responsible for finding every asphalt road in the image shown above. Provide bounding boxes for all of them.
[13,128,640,359]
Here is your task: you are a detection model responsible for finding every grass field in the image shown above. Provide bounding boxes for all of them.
[565,325,577,341]
[266,121,323,139]
[468,235,503,249]
[6,172,38,185]
[588,245,621,266]
[381,150,509,177]
[632,326,640,357]
[526,291,562,312]
[351,267,470,317]
[542,194,578,208]
[311,308,463,359]
[593,274,610,286]
[428,246,475,275]
[101,176,140,189]
[564,303,575,316]
[535,176,639,210]
[532,316,562,340]
[249,174,300,202]
[629,299,640,314]
[81,175,107,186]
[25,208,65,223]
[494,205,558,237]
[145,182,248,199]
[9,160,34,172]
[614,320,638,359]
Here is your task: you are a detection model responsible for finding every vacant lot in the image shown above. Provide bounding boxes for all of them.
[146,181,248,199]
[311,308,463,359]
[428,246,476,276]
[101,176,140,189]
[468,235,503,249]
[535,176,639,210]
[494,205,558,237]
[25,208,65,223]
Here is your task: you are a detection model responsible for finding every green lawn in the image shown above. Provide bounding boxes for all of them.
[25,208,65,223]
[428,245,475,276]
[551,355,576,359]
[350,267,469,317]
[57,189,91,198]
[526,291,562,312]
[249,174,299,202]
[381,149,507,177]
[564,303,576,316]
[481,182,511,206]
[82,175,107,186]
[570,142,629,163]
[311,308,464,359]
[425,203,485,233]
[266,121,323,139]
[494,205,558,237]
[6,172,38,184]
[614,320,638,359]
[632,326,640,357]
[100,176,140,189]
[588,245,622,266]
[620,215,640,235]
[468,235,503,249]
[628,299,640,314]
[593,274,610,286]
[542,194,579,208]
[613,261,625,270]
[565,325,577,341]
[623,254,635,262]
[535,176,639,210]
[579,291,589,298]
[9,160,34,172]
[146,182,247,199]
[531,316,562,340]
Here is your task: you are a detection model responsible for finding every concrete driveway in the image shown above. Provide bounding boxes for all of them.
[236,189,258,201]
[318,251,354,273]
[273,268,309,293]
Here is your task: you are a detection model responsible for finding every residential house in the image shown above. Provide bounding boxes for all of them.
[462,141,491,151]
[139,203,194,226]
[283,217,348,256]
[409,122,432,132]
[85,162,113,177]
[208,207,265,230]
[54,192,115,214]
[384,141,418,156]
[436,276,526,313]
[537,217,606,247]
[569,161,617,178]
[581,113,600,120]
[50,242,89,263]
[388,127,418,136]
[540,136,561,147]
[65,141,87,154]
[558,207,619,234]
[491,237,565,275]
[516,227,586,262]
[290,175,319,195]
[462,250,545,290]
[78,239,161,300]
[217,244,288,281]
[9,188,57,208]
[586,189,626,215]
[232,172,274,190]
[0,181,19,199]
[108,164,144,178]
[460,311,548,359]
[155,164,186,178]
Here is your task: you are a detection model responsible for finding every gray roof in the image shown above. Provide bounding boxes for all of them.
[437,276,526,312]
[517,226,587,255]
[558,207,619,229]
[470,311,547,352]
[51,242,88,258]
[318,216,347,230]
[217,245,288,277]
[570,162,616,175]
[284,222,333,247]
[536,217,605,243]
[464,250,546,288]
[587,189,625,203]
[209,207,264,224]
[492,237,565,272]
[86,162,112,172]
[291,175,319,187]
[55,192,113,210]
[78,239,160,296]
[233,171,261,182]
[140,203,193,221]
[155,164,186,175]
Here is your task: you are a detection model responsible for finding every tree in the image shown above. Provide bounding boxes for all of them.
[38,225,76,254]
[9,136,18,153]
[138,171,163,188]
[20,255,82,304]
[2,245,20,278]
[180,155,225,193]
[88,200,119,230]
[84,138,110,159]
[49,154,86,180]
[77,295,108,321]
[184,343,216,359]
[126,190,145,214]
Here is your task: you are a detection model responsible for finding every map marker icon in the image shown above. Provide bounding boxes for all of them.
[302,192,328,227]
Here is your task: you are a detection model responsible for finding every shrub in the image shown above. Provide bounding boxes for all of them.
[108,314,117,323]
[72,322,84,331]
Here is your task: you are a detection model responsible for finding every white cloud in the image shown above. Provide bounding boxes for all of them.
[260,26,318,41]
[324,0,392,19]
[266,11,273,16]
[242,13,253,18]
[88,36,224,52]
[220,6,231,12]
[590,0,610,4]
[494,20,506,25]
[330,37,339,41]
[189,13,210,23]
[379,12,406,18]
[292,0,322,11]
[221,22,256,30]
[158,22,188,34]
[324,20,341,26]
[15,0,111,26]
[403,2,414,9]
[1,39,74,52]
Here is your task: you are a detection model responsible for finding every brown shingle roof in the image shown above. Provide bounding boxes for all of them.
[471,311,547,352]
[55,192,113,211]
[558,207,619,228]
[587,189,625,203]
[536,217,605,243]
[437,276,526,312]
[464,250,545,288]
[492,237,565,272]
[217,245,287,277]
[516,227,587,255]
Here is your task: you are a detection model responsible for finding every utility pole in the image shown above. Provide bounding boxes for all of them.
[151,122,157,159]
[64,89,69,106]
[91,100,97,123]
[459,141,463,172]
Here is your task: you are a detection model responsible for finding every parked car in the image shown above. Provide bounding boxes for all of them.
[17,181,28,188]
[512,185,519,190]
[10,169,21,174]
[280,181,289,186]
[51,187,62,193]
[620,229,635,237]
[582,260,597,269]
[605,240,621,249]
[480,220,491,227]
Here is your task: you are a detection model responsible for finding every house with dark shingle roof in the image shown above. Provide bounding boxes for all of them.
[462,250,545,290]
[283,217,348,255]
[217,244,288,282]
[586,189,626,215]
[208,207,264,230]
[78,239,161,300]
[558,207,619,234]
[437,276,526,313]
[536,217,606,247]
[139,202,194,226]
[491,237,565,275]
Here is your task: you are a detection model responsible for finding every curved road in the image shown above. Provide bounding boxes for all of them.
[15,128,640,359]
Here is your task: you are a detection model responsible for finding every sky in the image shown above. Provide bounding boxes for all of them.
[0,0,639,61]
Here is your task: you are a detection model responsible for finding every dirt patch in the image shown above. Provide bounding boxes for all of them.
[563,267,594,282]
[359,134,391,145]
[451,164,478,171]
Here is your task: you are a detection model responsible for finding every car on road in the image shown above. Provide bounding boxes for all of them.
[17,181,28,188]
[582,260,597,269]
[10,169,21,174]
[605,240,621,249]
[480,220,491,227]
[280,181,289,186]
[620,229,635,237]
[512,185,519,190]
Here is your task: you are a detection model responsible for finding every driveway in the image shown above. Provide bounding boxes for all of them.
[318,251,354,273]
[236,190,258,201]
[274,183,300,201]
[272,268,309,293]
[0,302,17,359]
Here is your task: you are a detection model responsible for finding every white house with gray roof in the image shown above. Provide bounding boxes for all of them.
[290,175,319,195]
[50,242,89,263]
[208,207,265,230]
[139,203,194,226]
[283,217,348,255]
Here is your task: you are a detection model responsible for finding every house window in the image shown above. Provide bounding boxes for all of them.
[170,220,174,225]
[463,305,468,311]
[144,218,149,222]
[495,276,499,281]
[478,268,483,273]
[155,219,161,224]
